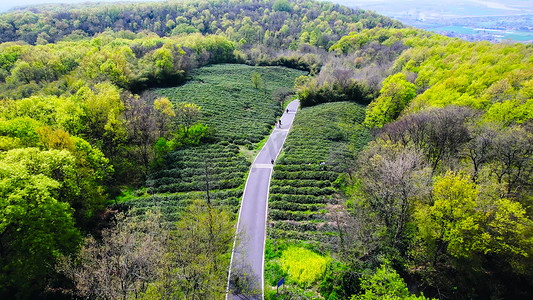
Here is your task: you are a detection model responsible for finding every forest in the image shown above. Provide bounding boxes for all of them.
[0,0,531,299]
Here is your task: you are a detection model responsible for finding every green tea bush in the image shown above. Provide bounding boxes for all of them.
[269,201,324,212]
[127,142,249,220]
[274,221,318,232]
[269,209,314,221]
[270,194,328,204]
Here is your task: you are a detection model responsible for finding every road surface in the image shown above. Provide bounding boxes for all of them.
[226,100,299,299]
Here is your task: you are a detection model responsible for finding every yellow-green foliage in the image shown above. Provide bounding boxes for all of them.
[330,27,429,53]
[364,73,416,128]
[279,246,329,287]
[331,28,533,126]
[416,171,533,259]
[398,38,533,122]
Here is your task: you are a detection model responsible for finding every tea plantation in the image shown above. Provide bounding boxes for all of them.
[156,64,307,145]
[123,64,305,221]
[127,142,247,220]
[268,102,370,246]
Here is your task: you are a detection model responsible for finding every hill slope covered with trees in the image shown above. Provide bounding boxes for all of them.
[289,25,533,300]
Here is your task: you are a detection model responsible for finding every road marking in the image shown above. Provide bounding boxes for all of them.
[253,164,274,169]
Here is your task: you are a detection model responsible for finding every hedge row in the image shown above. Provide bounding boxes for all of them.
[269,185,336,196]
[272,221,318,232]
[269,209,325,221]
[274,164,331,172]
[147,170,246,186]
[148,177,243,194]
[269,228,339,245]
[269,200,325,212]
[149,163,248,180]
[269,194,330,204]
[272,170,338,181]
[273,179,332,188]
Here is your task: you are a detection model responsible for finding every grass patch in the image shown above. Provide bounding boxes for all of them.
[238,145,256,163]
[114,187,136,204]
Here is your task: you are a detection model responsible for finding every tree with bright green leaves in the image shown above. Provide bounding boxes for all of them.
[76,82,127,153]
[364,73,416,128]
[176,102,202,134]
[0,150,81,298]
[417,171,481,260]
[251,71,262,89]
[2,144,110,228]
[417,171,533,262]
[152,45,174,77]
[0,117,41,148]
[353,263,432,300]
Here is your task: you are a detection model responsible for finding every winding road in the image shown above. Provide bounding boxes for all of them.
[226,100,299,299]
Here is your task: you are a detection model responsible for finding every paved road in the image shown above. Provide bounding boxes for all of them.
[226,100,299,299]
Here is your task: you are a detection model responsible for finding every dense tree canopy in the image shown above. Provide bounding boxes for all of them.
[0,0,532,299]
[0,148,82,297]
[0,0,400,46]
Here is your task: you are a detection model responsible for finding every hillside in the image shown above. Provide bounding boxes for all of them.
[0,0,400,45]
[0,0,532,299]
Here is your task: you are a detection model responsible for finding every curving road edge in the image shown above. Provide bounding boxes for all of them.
[226,100,299,300]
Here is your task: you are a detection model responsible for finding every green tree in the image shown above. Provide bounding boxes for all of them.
[353,263,431,300]
[419,171,481,259]
[153,96,176,136]
[0,153,81,298]
[152,45,174,77]
[364,73,416,128]
[417,172,533,260]
[1,146,110,228]
[76,82,127,152]
[176,102,202,134]
[251,71,262,89]
[273,0,292,12]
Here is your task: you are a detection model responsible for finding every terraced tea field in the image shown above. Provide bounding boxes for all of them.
[123,64,305,221]
[268,102,370,247]
[264,102,370,294]
[155,64,306,145]
[126,143,246,220]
